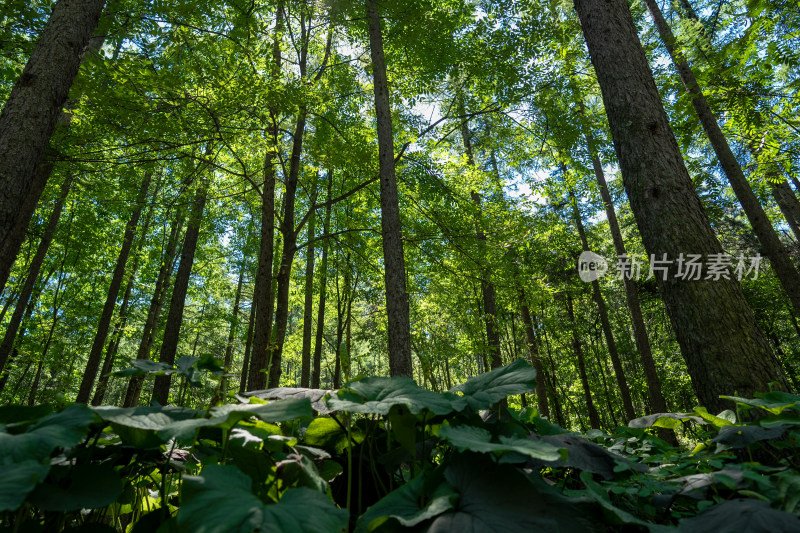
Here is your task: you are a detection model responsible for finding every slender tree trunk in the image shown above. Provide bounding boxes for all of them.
[579,122,670,414]
[92,183,158,406]
[574,0,788,412]
[566,293,601,429]
[312,174,333,389]
[0,0,106,291]
[238,296,256,395]
[123,211,183,407]
[570,191,636,421]
[460,115,502,369]
[642,0,800,316]
[77,172,151,403]
[152,179,208,405]
[772,180,800,244]
[268,108,307,388]
[217,267,244,401]
[300,187,318,387]
[366,0,412,377]
[0,177,70,374]
[518,286,550,418]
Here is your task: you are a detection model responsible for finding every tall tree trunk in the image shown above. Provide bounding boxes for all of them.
[579,120,669,416]
[460,114,502,369]
[123,211,183,407]
[152,179,208,405]
[249,2,283,391]
[238,296,257,395]
[642,0,800,316]
[518,286,550,418]
[92,182,158,406]
[772,180,800,244]
[366,0,412,377]
[570,191,636,422]
[574,0,788,412]
[0,177,71,374]
[312,173,333,389]
[566,293,601,429]
[217,267,244,401]
[0,0,106,292]
[268,107,307,388]
[77,172,151,403]
[300,186,318,387]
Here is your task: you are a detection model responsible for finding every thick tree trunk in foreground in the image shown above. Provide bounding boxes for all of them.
[0,178,71,374]
[77,173,151,404]
[367,0,412,377]
[152,180,208,405]
[0,0,106,291]
[518,286,550,419]
[570,193,636,422]
[566,293,601,429]
[574,0,788,411]
[642,0,800,318]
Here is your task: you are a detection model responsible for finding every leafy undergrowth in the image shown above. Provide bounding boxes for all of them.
[1,360,800,532]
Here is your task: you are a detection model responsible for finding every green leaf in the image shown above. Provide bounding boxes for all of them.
[438,425,563,461]
[388,404,418,455]
[0,404,98,464]
[28,464,123,511]
[678,499,800,532]
[448,359,537,411]
[178,465,347,533]
[693,407,735,428]
[711,425,787,448]
[0,460,50,512]
[0,404,53,425]
[721,392,800,415]
[355,474,458,533]
[629,412,705,430]
[327,376,455,415]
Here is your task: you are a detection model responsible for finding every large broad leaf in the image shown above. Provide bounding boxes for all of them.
[721,392,800,415]
[438,425,564,462]
[177,465,347,533]
[327,377,455,415]
[0,404,98,463]
[422,454,606,532]
[111,359,175,378]
[678,499,800,532]
[629,412,706,430]
[303,416,364,455]
[0,404,53,425]
[448,359,537,412]
[0,460,50,512]
[93,405,198,448]
[530,434,647,480]
[711,425,787,448]
[355,474,459,533]
[28,463,123,511]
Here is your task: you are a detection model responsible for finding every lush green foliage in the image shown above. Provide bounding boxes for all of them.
[2,360,800,532]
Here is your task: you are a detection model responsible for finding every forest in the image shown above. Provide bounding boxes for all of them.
[1,0,800,531]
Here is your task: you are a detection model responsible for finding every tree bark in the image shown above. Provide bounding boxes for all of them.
[0,0,106,291]
[238,295,257,395]
[300,186,318,387]
[151,179,208,405]
[518,286,550,418]
[570,191,636,422]
[366,0,413,377]
[123,211,183,407]
[566,292,601,429]
[312,173,333,389]
[248,2,283,391]
[574,0,788,412]
[460,114,502,369]
[217,267,244,401]
[0,177,71,374]
[642,0,800,317]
